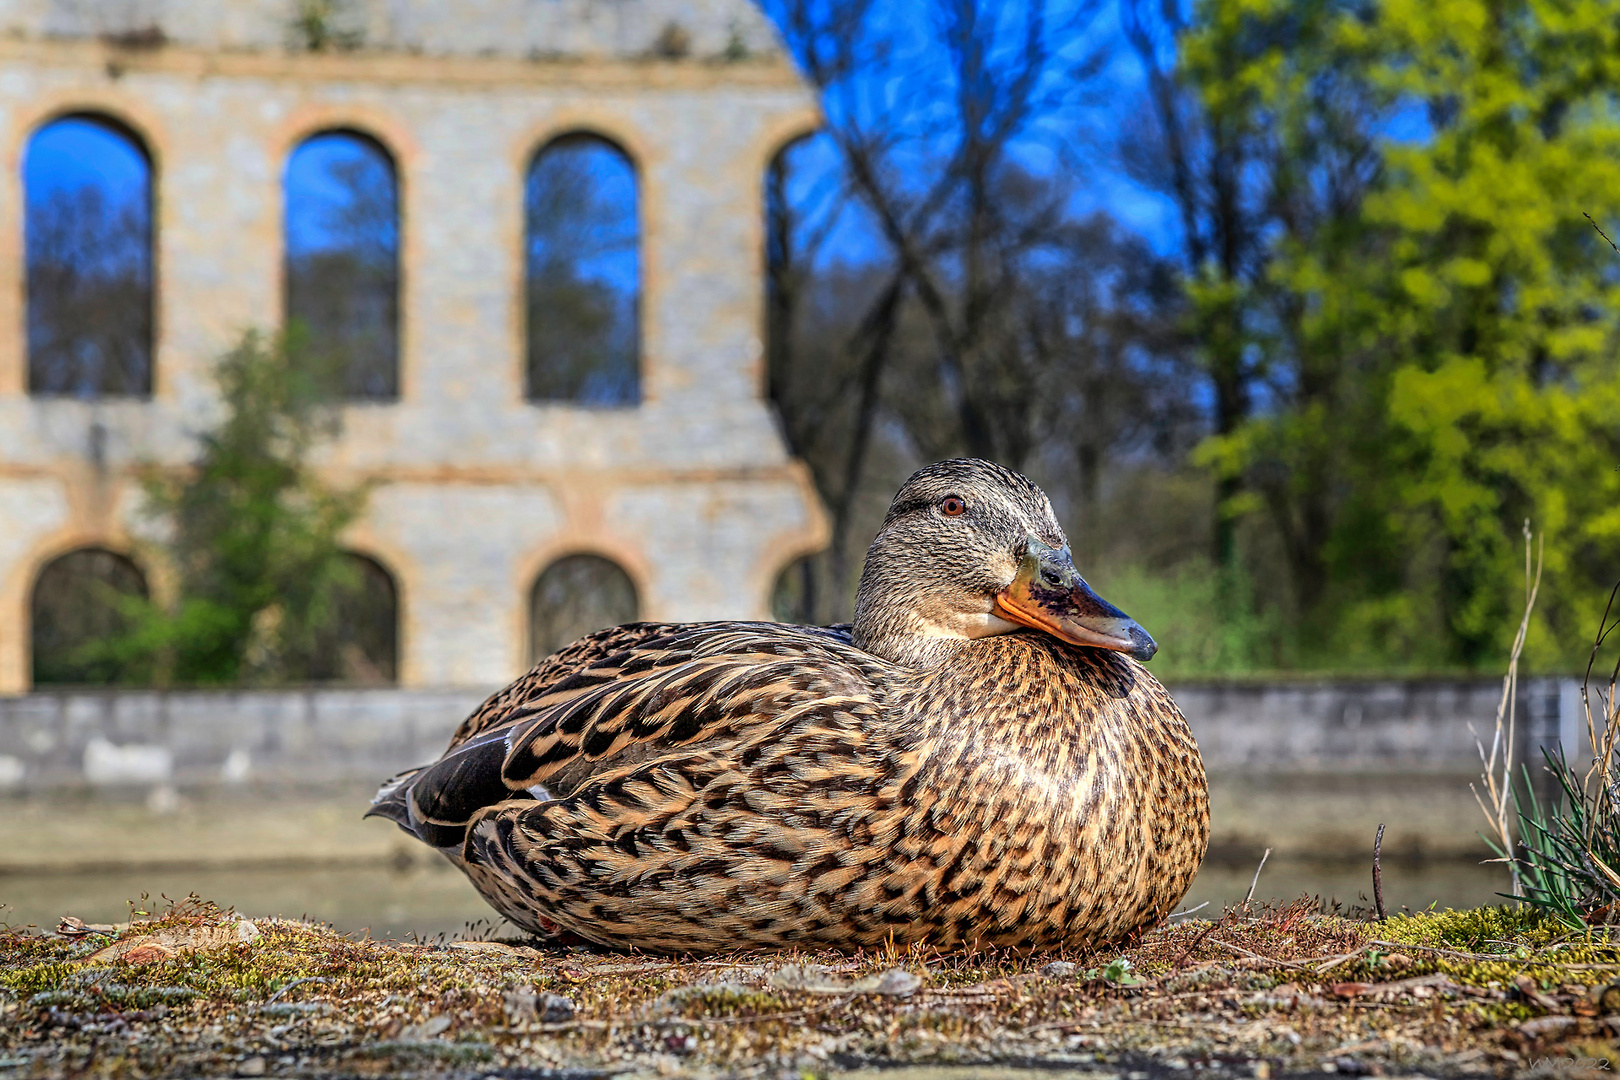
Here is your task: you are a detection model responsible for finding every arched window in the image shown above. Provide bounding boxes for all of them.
[525,134,640,406]
[284,130,399,399]
[530,554,639,664]
[25,115,154,397]
[31,548,150,685]
[308,552,399,684]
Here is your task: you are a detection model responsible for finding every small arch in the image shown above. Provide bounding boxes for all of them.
[770,553,822,625]
[30,547,150,685]
[530,553,639,664]
[308,551,399,684]
[24,113,154,398]
[284,129,400,400]
[525,132,641,406]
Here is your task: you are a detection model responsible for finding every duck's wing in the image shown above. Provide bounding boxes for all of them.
[368,621,873,852]
[448,621,855,748]
[447,623,691,747]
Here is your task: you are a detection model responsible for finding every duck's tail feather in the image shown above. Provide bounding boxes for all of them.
[365,731,533,854]
[365,766,421,830]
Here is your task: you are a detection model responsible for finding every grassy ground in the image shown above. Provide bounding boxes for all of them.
[4,897,1619,1079]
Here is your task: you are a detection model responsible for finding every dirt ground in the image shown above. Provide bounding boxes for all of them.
[3,895,1617,1079]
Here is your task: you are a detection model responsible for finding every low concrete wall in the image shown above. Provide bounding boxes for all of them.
[0,675,1582,794]
[1177,675,1580,774]
[0,687,488,792]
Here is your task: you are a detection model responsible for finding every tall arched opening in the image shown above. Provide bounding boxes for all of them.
[25,114,154,397]
[525,133,641,406]
[284,129,401,399]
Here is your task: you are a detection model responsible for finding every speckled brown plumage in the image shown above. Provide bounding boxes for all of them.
[370,459,1210,953]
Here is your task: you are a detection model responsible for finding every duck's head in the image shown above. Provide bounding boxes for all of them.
[851,458,1156,669]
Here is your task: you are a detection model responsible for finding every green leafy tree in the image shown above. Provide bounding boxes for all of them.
[1357,0,1620,670]
[1189,0,1620,671]
[1123,0,1388,667]
[89,329,368,684]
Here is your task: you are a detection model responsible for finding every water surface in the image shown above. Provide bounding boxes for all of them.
[2,855,1508,942]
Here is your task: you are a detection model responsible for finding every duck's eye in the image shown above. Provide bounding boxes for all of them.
[939,496,967,517]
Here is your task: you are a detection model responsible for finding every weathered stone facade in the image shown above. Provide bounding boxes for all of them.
[0,0,827,692]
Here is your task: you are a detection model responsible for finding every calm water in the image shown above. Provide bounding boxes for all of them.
[1,855,1508,941]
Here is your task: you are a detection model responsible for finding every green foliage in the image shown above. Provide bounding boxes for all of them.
[1378,904,1563,951]
[289,0,364,52]
[1083,956,1144,986]
[1503,748,1620,931]
[1361,0,1620,671]
[1095,559,1283,679]
[84,329,366,685]
[1184,0,1620,672]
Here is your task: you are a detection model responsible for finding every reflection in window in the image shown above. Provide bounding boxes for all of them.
[31,548,150,685]
[530,554,639,663]
[285,131,399,399]
[525,134,640,406]
[25,115,154,397]
[309,552,399,684]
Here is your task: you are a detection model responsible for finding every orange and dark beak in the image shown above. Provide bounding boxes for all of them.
[992,537,1157,662]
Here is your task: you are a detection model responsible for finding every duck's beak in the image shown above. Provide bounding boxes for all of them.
[992,537,1157,662]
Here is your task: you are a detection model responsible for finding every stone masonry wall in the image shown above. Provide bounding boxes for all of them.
[0,676,1581,794]
[6,0,784,61]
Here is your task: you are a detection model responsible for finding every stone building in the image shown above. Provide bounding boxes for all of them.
[0,0,827,693]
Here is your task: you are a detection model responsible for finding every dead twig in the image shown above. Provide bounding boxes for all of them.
[1585,212,1620,255]
[1206,937,1310,970]
[1373,823,1387,921]
[266,976,329,1005]
[1362,939,1560,963]
[1166,921,1219,970]
[1314,951,1364,975]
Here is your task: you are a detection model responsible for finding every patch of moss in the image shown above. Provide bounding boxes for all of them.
[1379,904,1565,952]
[1363,905,1620,988]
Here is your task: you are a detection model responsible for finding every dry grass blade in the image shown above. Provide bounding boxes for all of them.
[1581,578,1620,840]
[1243,847,1272,905]
[1469,520,1542,896]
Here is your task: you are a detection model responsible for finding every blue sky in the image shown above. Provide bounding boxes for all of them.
[24,115,148,203]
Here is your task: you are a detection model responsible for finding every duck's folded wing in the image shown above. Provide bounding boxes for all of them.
[369,621,877,851]
[446,623,690,747]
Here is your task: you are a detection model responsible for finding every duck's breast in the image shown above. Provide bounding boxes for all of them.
[900,636,1209,947]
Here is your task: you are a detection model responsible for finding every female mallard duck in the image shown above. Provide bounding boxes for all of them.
[370,459,1208,952]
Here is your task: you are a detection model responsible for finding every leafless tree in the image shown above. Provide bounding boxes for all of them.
[285,136,400,399]
[525,135,641,407]
[766,0,1198,620]
[27,184,152,397]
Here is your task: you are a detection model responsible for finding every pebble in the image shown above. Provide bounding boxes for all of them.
[862,969,921,996]
[503,989,575,1024]
[398,1014,452,1041]
[540,993,576,1022]
[1040,961,1078,978]
[503,989,538,1024]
